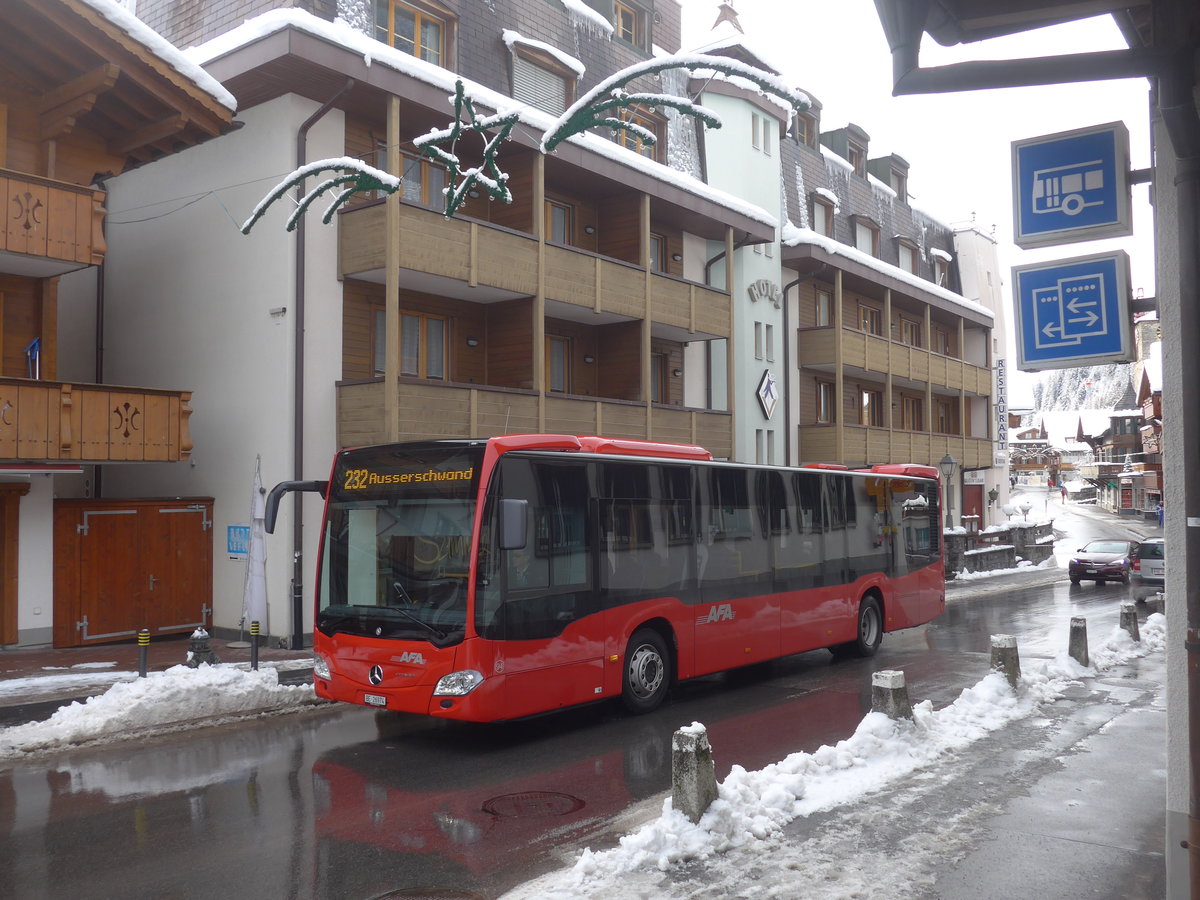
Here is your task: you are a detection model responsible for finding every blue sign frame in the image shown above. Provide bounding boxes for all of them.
[1012,251,1133,371]
[1012,122,1131,249]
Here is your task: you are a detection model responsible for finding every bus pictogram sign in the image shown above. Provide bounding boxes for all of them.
[1012,122,1131,249]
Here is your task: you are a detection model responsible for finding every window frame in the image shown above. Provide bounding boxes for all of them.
[901,396,923,431]
[545,334,572,393]
[614,0,648,50]
[544,198,575,245]
[615,104,664,161]
[396,309,449,380]
[859,303,883,336]
[815,286,833,327]
[811,196,835,237]
[853,216,880,257]
[860,387,883,427]
[816,381,834,423]
[897,239,918,275]
[510,44,577,116]
[900,317,922,348]
[375,0,450,66]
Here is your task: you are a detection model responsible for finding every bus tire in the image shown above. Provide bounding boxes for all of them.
[622,628,671,714]
[837,596,882,658]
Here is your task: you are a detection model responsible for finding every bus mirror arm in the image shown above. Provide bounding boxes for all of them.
[265,480,329,534]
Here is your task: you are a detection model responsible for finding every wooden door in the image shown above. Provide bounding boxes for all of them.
[53,498,214,647]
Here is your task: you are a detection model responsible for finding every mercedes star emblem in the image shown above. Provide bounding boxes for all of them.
[368,665,383,686]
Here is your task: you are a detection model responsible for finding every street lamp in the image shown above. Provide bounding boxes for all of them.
[1002,503,1016,521]
[1019,500,1032,521]
[938,453,958,530]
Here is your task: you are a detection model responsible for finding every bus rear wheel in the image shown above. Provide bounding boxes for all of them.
[622,628,671,714]
[832,596,883,658]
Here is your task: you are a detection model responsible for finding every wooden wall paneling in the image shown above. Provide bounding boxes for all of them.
[341,279,378,379]
[486,299,533,388]
[596,195,640,265]
[598,321,642,401]
[15,383,48,459]
[39,278,56,379]
[0,483,29,645]
[489,152,534,233]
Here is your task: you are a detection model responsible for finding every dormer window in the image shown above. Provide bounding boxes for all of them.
[847,140,866,177]
[375,0,451,66]
[614,0,648,50]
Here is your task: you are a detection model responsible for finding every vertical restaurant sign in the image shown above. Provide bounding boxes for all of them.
[995,358,1008,466]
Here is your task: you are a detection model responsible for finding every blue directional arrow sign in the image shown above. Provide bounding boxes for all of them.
[1012,251,1133,372]
[1012,122,1131,249]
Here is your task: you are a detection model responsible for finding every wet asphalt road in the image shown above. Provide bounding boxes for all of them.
[0,497,1161,900]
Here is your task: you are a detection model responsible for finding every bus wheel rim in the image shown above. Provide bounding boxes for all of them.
[861,607,879,645]
[628,644,663,698]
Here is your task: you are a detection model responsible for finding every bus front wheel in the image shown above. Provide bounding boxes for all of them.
[622,629,671,714]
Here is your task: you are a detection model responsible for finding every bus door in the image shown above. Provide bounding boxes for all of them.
[484,457,600,719]
[776,471,840,653]
[693,467,777,674]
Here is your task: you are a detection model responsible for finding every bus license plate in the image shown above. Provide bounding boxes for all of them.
[363,693,387,707]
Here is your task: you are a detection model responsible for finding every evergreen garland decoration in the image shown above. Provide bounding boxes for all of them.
[414,79,521,218]
[240,157,400,234]
[541,53,810,154]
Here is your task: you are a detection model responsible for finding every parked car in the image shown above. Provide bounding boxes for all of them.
[1131,537,1166,600]
[1068,539,1139,585]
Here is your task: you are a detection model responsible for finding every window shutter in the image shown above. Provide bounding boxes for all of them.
[512,56,566,115]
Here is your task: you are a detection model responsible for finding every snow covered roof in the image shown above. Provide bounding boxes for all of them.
[83,0,235,111]
[502,30,585,76]
[780,224,992,321]
[186,10,779,232]
[1140,341,1162,393]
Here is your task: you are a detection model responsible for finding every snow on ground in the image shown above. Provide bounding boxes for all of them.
[0,664,319,759]
[499,614,1166,899]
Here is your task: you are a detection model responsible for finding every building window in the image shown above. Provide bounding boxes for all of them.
[649,233,667,271]
[811,197,834,237]
[400,311,447,379]
[615,105,664,160]
[546,335,571,393]
[859,304,882,336]
[860,388,883,427]
[937,399,953,434]
[933,327,950,356]
[375,0,446,65]
[651,352,669,403]
[900,318,922,347]
[511,50,574,116]
[892,168,908,203]
[848,140,866,177]
[817,382,834,423]
[854,218,879,257]
[898,241,917,274]
[815,287,832,327]
[614,0,647,49]
[933,255,950,286]
[795,112,818,149]
[754,322,764,359]
[373,308,386,376]
[765,324,774,362]
[545,199,574,244]
[902,396,923,431]
[401,151,447,209]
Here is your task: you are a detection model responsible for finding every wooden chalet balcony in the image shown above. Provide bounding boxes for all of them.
[0,170,106,271]
[0,379,193,463]
[797,328,992,394]
[798,424,992,469]
[339,203,731,337]
[337,380,733,459]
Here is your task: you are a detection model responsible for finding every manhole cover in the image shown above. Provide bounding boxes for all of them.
[482,790,585,818]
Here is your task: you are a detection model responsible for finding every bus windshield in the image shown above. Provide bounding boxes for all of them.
[317,444,483,645]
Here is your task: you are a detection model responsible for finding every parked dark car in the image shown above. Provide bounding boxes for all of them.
[1131,537,1166,600]
[1068,539,1139,585]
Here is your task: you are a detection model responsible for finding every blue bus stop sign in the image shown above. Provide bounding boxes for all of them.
[1012,250,1133,372]
[1012,122,1131,249]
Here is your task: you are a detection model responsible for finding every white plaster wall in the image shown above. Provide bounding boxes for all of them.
[697,92,784,463]
[99,94,344,643]
[14,476,54,644]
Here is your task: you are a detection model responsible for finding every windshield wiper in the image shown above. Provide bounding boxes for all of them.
[391,582,446,641]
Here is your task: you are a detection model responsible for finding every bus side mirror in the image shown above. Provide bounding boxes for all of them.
[499,498,528,550]
[265,480,328,534]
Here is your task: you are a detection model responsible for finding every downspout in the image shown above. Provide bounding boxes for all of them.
[94,180,109,498]
[291,78,355,650]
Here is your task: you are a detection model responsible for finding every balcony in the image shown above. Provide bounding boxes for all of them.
[338,202,731,336]
[797,423,992,469]
[337,380,732,459]
[0,379,193,463]
[0,171,105,276]
[797,327,992,394]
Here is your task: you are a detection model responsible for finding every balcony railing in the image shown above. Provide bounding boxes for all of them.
[796,327,991,394]
[0,170,106,270]
[797,423,991,469]
[337,379,732,459]
[0,379,193,463]
[338,202,731,336]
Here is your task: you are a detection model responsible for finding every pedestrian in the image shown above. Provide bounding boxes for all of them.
[1157,501,1164,527]
[1060,486,1067,503]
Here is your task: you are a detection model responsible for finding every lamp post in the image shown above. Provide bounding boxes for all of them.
[1019,500,1032,521]
[938,454,958,530]
[1002,503,1015,522]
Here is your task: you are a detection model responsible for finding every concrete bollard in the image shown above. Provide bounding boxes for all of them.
[672,723,718,824]
[990,634,1021,690]
[1120,602,1141,642]
[871,670,913,720]
[186,627,220,668]
[1068,617,1089,667]
[250,620,261,671]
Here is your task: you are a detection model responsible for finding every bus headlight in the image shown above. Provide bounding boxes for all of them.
[433,669,484,696]
[313,655,332,681]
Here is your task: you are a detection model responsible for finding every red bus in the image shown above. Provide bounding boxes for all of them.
[267,434,944,722]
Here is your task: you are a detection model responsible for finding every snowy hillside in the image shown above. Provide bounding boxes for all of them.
[1030,363,1136,412]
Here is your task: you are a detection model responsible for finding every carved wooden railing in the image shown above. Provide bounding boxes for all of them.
[1,169,106,266]
[0,379,192,462]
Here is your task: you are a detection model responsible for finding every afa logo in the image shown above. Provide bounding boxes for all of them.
[696,603,734,625]
[395,651,426,665]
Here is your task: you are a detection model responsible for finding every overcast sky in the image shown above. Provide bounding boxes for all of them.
[678,1,1156,405]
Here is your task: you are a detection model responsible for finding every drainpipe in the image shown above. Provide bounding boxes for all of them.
[290,78,355,650]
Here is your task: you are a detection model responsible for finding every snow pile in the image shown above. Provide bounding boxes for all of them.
[953,553,1058,581]
[0,664,317,758]
[500,614,1165,899]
